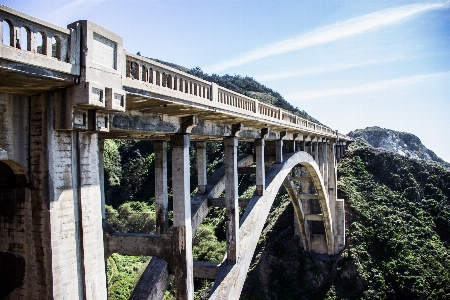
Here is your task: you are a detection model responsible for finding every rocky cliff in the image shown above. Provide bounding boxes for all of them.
[348,126,449,169]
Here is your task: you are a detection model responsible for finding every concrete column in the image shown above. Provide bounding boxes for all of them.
[224,137,239,264]
[318,139,324,177]
[255,139,265,196]
[323,140,329,187]
[98,139,105,220]
[246,142,253,154]
[154,141,168,234]
[336,142,341,162]
[197,141,207,195]
[314,139,319,165]
[275,139,283,164]
[170,134,193,300]
[327,139,337,236]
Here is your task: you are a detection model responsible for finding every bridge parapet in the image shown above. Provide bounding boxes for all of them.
[0,5,79,75]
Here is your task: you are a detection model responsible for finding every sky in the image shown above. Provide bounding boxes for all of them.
[3,0,450,162]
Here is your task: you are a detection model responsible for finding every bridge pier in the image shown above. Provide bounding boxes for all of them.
[196,141,207,195]
[155,141,169,234]
[224,137,239,264]
[170,134,194,300]
[255,139,265,196]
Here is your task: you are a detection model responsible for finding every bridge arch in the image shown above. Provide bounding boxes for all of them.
[210,151,334,299]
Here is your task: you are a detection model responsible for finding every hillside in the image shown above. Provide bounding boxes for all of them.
[241,139,450,299]
[348,126,450,169]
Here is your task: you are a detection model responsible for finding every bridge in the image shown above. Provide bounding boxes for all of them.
[0,5,351,300]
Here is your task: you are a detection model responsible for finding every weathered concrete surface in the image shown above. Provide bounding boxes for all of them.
[130,258,170,300]
[210,151,333,299]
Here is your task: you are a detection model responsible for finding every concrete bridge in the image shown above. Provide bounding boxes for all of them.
[0,5,351,300]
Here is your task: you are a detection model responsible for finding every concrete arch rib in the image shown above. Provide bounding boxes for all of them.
[209,151,334,300]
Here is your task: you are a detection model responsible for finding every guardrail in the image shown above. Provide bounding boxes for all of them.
[123,52,346,139]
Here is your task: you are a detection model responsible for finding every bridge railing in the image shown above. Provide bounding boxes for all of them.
[125,52,213,103]
[217,87,256,114]
[0,5,79,74]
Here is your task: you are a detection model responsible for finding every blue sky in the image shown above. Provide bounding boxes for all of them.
[4,0,450,162]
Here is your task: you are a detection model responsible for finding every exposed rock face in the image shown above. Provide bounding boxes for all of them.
[348,126,450,169]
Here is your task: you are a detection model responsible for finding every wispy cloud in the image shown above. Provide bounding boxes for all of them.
[255,58,400,81]
[285,72,450,101]
[203,1,450,73]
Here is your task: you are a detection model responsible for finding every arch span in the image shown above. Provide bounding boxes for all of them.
[210,151,334,300]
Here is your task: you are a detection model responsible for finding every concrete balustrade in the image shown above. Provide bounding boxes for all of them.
[0,5,79,76]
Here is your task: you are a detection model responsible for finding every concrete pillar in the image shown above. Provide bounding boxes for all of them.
[327,139,337,239]
[98,139,105,220]
[318,139,324,177]
[224,137,239,264]
[197,141,207,195]
[308,140,313,155]
[170,134,194,300]
[323,140,329,188]
[255,139,265,196]
[154,141,168,234]
[275,139,283,164]
[246,142,253,154]
[314,139,319,165]
[336,142,341,162]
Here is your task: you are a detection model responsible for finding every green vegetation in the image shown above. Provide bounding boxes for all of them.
[242,140,450,299]
[337,140,450,298]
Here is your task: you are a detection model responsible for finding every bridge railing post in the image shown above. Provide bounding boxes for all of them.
[224,136,239,264]
[170,134,194,299]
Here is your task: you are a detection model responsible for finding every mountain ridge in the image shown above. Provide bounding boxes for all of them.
[348,126,449,169]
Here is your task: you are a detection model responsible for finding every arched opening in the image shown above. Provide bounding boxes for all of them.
[51,36,61,59]
[162,73,167,87]
[149,68,153,83]
[0,161,27,299]
[20,27,31,50]
[0,161,18,219]
[36,31,45,54]
[173,76,177,90]
[167,74,172,89]
[2,20,12,46]
[156,71,160,86]
[142,65,148,82]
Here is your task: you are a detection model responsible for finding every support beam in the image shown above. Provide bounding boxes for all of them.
[255,138,265,196]
[170,134,194,300]
[193,261,220,279]
[155,140,168,234]
[304,214,324,221]
[208,198,251,208]
[130,258,170,300]
[224,137,239,264]
[196,141,207,195]
[104,232,171,258]
[238,167,256,174]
